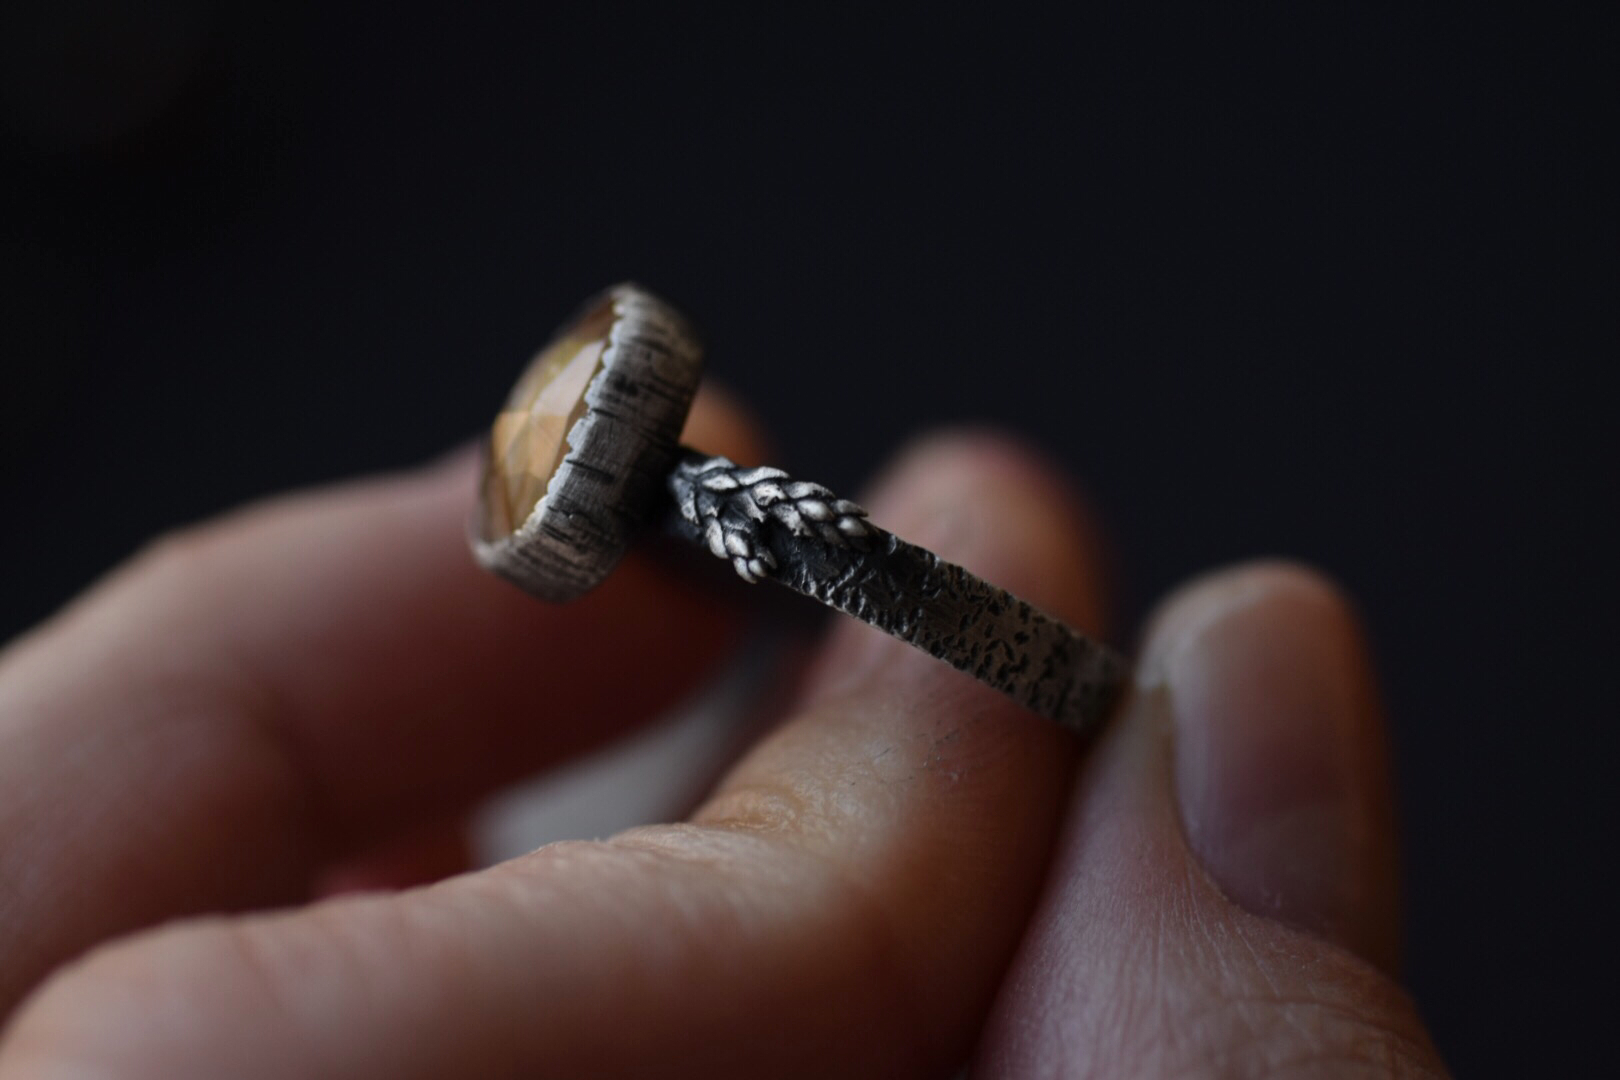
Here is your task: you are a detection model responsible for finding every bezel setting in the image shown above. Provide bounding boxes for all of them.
[471,283,703,602]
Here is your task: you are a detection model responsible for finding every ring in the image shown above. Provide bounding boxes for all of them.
[470,284,1127,735]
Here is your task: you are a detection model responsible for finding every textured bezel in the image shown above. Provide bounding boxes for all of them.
[471,283,703,602]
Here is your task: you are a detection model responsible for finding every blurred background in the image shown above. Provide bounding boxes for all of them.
[0,3,1608,1072]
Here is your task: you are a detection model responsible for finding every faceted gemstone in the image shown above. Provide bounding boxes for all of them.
[483,295,616,538]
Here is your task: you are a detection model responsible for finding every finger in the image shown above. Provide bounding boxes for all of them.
[0,431,1109,1079]
[973,562,1449,1077]
[0,385,762,1015]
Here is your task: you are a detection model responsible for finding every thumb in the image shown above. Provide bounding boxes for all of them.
[973,562,1449,1077]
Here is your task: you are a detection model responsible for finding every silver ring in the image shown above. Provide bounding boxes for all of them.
[470,283,1127,735]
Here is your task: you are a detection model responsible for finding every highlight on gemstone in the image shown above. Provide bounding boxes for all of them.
[482,294,617,538]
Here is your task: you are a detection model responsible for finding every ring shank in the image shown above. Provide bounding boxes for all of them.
[665,451,1126,735]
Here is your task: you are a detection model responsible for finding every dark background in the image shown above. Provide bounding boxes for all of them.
[1,3,1610,1073]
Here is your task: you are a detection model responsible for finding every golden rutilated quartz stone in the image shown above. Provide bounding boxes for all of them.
[483,295,616,538]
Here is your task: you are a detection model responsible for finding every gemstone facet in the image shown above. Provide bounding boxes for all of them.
[483,295,616,538]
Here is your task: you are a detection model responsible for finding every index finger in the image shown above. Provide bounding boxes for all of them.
[1,431,1111,1079]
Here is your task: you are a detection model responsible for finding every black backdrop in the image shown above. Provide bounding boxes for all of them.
[1,4,1609,1073]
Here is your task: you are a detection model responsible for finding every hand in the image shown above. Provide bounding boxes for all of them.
[0,390,1448,1077]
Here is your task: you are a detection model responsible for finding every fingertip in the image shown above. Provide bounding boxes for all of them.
[1142,559,1399,970]
[1136,559,1367,690]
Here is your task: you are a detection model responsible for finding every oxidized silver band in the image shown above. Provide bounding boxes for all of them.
[665,452,1125,735]
[470,283,1126,736]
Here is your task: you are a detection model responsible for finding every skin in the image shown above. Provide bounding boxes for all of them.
[0,389,1450,1078]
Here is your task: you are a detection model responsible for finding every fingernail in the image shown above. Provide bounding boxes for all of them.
[1139,563,1381,952]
